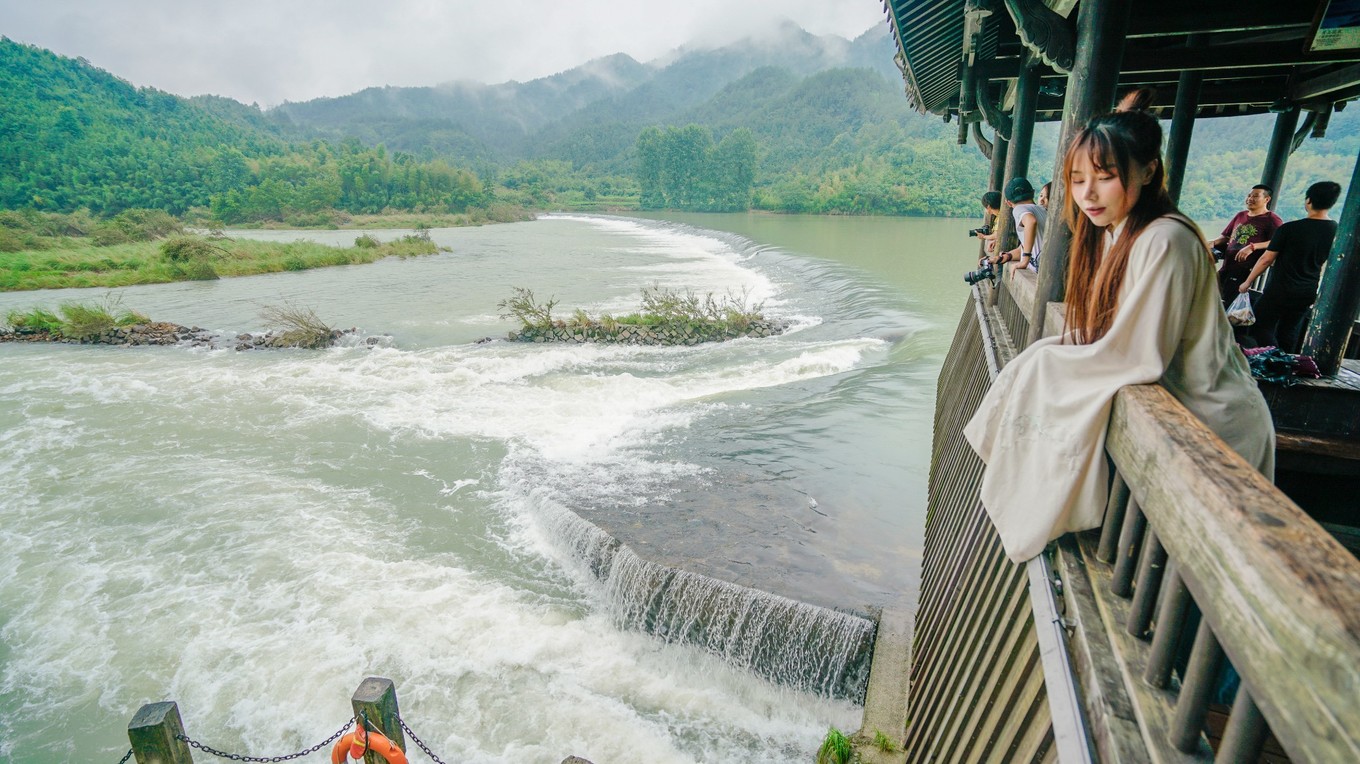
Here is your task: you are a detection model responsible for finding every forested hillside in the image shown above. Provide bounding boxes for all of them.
[0,38,497,225]
[4,23,1360,226]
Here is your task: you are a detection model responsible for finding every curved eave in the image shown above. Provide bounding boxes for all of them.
[886,0,967,115]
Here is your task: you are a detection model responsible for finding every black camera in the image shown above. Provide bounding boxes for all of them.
[964,260,996,285]
[968,225,992,238]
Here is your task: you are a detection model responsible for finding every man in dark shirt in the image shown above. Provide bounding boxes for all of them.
[1239,181,1343,352]
[1211,184,1284,306]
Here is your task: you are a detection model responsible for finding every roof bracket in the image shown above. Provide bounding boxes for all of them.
[976,78,1014,141]
[1004,0,1075,73]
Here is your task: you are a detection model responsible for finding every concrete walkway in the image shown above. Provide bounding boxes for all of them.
[853,599,913,764]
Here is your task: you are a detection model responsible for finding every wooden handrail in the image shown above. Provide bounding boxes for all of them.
[1106,383,1360,761]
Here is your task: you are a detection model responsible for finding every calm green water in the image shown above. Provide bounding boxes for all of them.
[0,213,978,763]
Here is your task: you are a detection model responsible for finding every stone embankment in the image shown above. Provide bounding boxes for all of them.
[508,319,785,345]
[0,323,360,350]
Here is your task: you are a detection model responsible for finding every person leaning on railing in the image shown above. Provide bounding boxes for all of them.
[985,177,1045,278]
[963,88,1275,563]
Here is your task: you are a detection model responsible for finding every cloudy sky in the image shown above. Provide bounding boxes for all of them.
[1,1,887,106]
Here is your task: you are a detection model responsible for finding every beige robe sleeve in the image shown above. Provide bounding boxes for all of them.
[963,219,1204,562]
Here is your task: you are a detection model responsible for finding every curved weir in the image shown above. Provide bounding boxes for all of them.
[547,499,877,701]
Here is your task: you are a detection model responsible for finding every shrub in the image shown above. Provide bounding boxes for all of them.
[57,301,118,339]
[498,287,558,330]
[872,729,898,752]
[0,228,24,253]
[354,234,380,249]
[91,223,133,247]
[182,260,220,280]
[108,209,182,240]
[161,236,226,263]
[282,255,308,271]
[6,307,63,334]
[259,302,335,348]
[817,728,853,764]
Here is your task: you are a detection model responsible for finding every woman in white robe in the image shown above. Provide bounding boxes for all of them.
[963,91,1275,564]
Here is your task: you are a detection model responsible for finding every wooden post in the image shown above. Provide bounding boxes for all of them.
[1301,146,1360,374]
[128,702,195,764]
[989,131,1010,197]
[1164,35,1204,204]
[994,57,1044,258]
[1260,106,1301,211]
[1005,56,1043,185]
[1027,0,1132,345]
[351,676,406,763]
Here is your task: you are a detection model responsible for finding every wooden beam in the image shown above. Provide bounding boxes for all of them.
[1106,384,1360,762]
[1126,5,1312,37]
[1291,63,1360,101]
[1121,41,1360,74]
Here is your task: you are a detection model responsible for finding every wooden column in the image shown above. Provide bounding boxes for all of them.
[1302,146,1360,375]
[128,702,195,764]
[351,677,406,763]
[1027,0,1133,344]
[1005,57,1043,185]
[1164,35,1204,204]
[1261,106,1301,210]
[990,131,1010,195]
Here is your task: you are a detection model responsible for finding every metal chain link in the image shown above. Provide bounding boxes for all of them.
[174,719,351,762]
[116,749,135,764]
[398,717,449,764]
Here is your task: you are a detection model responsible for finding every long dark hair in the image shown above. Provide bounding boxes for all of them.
[1062,89,1194,344]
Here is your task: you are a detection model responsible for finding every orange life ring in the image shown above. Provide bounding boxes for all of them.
[331,724,409,764]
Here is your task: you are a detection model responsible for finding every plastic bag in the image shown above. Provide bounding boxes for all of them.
[1226,291,1255,326]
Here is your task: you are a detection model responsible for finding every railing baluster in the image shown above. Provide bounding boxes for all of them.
[1216,688,1269,763]
[1170,620,1225,753]
[1144,564,1191,689]
[1111,494,1145,597]
[1097,470,1130,563]
[1126,529,1167,638]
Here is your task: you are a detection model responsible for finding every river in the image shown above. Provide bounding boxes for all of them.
[0,213,978,763]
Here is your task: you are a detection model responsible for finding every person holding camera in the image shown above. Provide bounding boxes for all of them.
[986,177,1045,275]
[973,191,1003,252]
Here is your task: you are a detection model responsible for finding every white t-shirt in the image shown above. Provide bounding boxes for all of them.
[1011,202,1045,271]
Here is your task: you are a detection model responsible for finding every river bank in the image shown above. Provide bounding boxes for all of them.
[0,232,441,292]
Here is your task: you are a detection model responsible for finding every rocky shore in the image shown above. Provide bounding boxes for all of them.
[0,322,361,350]
[508,318,786,345]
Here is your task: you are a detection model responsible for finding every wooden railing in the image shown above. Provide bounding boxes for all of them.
[983,268,1360,762]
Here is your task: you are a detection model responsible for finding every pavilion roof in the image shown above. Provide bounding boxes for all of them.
[885,0,1360,126]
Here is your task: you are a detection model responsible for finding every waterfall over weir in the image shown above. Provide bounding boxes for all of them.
[539,496,878,701]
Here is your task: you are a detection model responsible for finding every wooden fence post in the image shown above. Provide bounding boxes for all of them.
[351,676,406,763]
[128,701,195,764]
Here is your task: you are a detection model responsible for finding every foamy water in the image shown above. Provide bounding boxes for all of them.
[0,215,939,762]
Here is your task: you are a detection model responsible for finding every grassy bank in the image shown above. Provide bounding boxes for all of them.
[222,204,536,230]
[0,234,441,292]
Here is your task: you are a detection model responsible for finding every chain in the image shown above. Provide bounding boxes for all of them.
[398,717,449,764]
[174,719,351,762]
[116,749,135,764]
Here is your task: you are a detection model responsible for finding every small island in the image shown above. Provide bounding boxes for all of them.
[498,286,785,346]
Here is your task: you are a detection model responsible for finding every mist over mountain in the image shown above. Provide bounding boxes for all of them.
[5,19,1360,224]
[272,21,905,167]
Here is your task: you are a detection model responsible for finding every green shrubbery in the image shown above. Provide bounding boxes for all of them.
[5,297,149,339]
[499,284,767,335]
[816,727,854,764]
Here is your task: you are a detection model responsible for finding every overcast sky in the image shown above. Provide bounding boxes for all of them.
[1,1,887,106]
